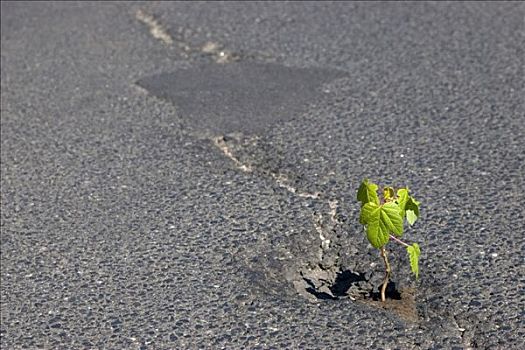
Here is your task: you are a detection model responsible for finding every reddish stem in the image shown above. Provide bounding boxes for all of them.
[389,234,410,247]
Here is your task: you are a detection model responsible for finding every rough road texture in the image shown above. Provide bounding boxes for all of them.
[1,2,524,349]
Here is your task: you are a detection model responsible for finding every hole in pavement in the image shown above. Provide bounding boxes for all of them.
[296,266,419,321]
[136,62,348,135]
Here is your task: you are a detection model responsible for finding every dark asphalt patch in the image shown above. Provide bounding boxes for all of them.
[136,62,347,135]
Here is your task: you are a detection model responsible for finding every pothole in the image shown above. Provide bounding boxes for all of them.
[295,266,367,300]
[294,264,420,322]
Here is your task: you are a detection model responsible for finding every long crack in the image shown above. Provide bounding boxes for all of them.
[213,135,339,272]
[212,135,364,305]
[214,136,321,199]
[270,173,320,199]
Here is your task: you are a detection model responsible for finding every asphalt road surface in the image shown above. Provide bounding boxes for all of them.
[1,2,524,349]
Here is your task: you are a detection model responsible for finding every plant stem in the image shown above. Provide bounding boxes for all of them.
[389,234,410,247]
[380,247,391,302]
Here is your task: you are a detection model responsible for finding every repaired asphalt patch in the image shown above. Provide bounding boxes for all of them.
[136,62,347,135]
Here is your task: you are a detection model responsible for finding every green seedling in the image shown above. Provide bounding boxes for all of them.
[357,179,421,302]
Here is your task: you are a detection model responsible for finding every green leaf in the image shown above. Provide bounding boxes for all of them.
[405,197,420,226]
[357,179,379,206]
[397,188,420,225]
[360,202,403,248]
[381,202,404,237]
[359,202,378,225]
[383,187,395,202]
[406,210,417,225]
[396,188,409,216]
[406,243,421,279]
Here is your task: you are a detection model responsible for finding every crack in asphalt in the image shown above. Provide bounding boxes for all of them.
[313,213,331,255]
[135,9,241,63]
[213,136,321,199]
[453,312,484,350]
[212,134,369,302]
[135,9,174,45]
[213,136,253,173]
[213,134,336,255]
[269,172,320,199]
[213,134,347,295]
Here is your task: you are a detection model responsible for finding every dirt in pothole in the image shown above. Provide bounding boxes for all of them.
[356,286,419,323]
[295,265,419,322]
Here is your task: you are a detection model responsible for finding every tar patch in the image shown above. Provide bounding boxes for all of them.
[136,62,346,134]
